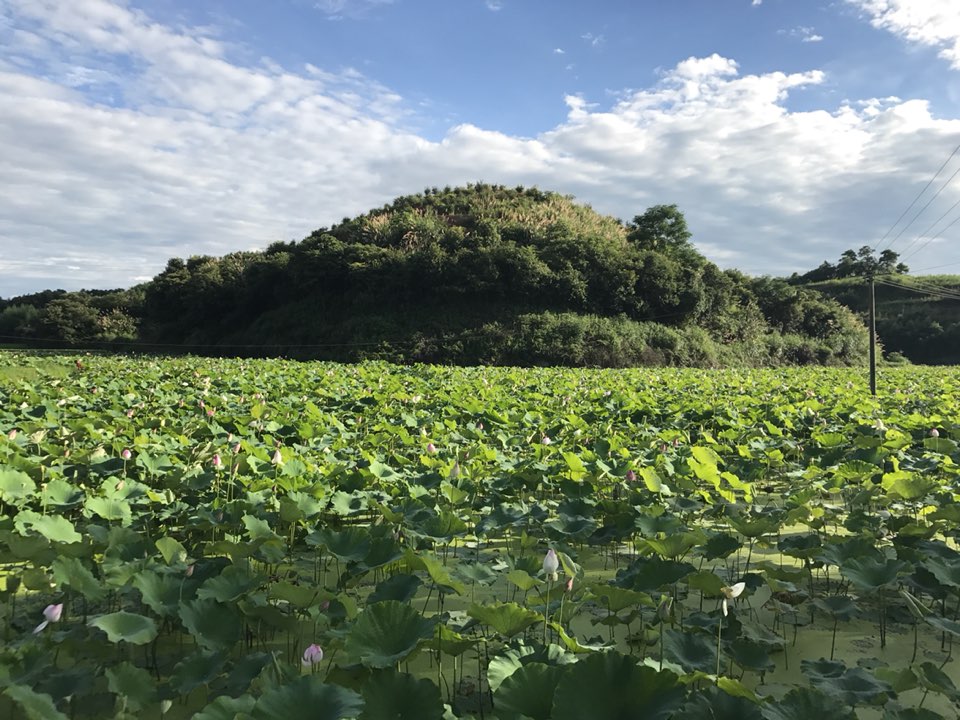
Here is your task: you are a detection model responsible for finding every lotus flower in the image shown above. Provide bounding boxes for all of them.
[426,443,437,454]
[543,548,559,582]
[302,643,324,666]
[212,453,223,469]
[625,469,637,483]
[121,448,132,460]
[232,442,242,454]
[930,428,940,438]
[33,603,63,634]
[7,429,17,440]
[720,582,746,617]
[448,461,460,479]
[565,576,574,593]
[541,435,552,445]
[271,449,283,465]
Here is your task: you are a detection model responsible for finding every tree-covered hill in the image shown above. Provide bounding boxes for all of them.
[0,184,869,367]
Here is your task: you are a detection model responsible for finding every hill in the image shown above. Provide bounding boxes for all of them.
[802,275,960,365]
[0,184,869,367]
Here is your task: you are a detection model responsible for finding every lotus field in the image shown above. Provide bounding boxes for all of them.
[4,354,960,719]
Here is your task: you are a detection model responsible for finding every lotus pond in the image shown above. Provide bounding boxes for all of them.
[2,354,960,719]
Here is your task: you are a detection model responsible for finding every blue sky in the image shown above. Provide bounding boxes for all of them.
[2,0,960,295]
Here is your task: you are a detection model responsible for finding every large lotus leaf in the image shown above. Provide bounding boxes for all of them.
[15,510,82,545]
[435,624,476,656]
[805,664,894,706]
[416,509,468,540]
[506,569,540,592]
[105,662,156,712]
[406,550,465,594]
[4,684,69,720]
[589,583,652,613]
[544,514,598,539]
[494,662,565,720]
[359,668,443,720]
[925,614,960,637]
[777,533,821,558]
[817,537,882,567]
[51,556,105,600]
[700,532,742,560]
[882,472,938,501]
[85,496,133,526]
[468,602,543,639]
[801,658,846,682]
[314,526,372,562]
[615,556,695,593]
[346,600,436,668]
[197,565,263,602]
[456,562,499,586]
[367,574,422,605]
[271,581,325,609]
[681,685,764,720]
[252,676,364,720]
[243,514,282,542]
[923,557,960,589]
[663,628,718,674]
[761,687,857,720]
[0,469,36,506]
[728,638,775,673]
[915,661,959,699]
[194,695,257,720]
[883,704,947,720]
[132,571,183,616]
[89,611,158,645]
[355,537,404,572]
[635,513,684,537]
[728,516,780,538]
[841,557,910,591]
[179,598,242,651]
[552,652,684,720]
[813,595,858,621]
[155,536,188,565]
[686,570,726,598]
[643,531,704,559]
[170,650,228,695]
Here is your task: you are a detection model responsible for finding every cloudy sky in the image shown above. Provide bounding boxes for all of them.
[3,0,960,296]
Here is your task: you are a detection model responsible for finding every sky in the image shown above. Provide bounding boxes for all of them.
[3,0,960,297]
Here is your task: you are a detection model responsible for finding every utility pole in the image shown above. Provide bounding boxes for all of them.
[868,274,877,396]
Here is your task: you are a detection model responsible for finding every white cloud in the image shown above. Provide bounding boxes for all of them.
[581,32,605,48]
[554,48,565,55]
[2,1,960,296]
[780,26,825,43]
[313,0,394,20]
[485,0,503,11]
[752,0,762,6]
[847,0,960,68]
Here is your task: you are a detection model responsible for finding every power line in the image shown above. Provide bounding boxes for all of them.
[909,260,960,273]
[875,277,960,301]
[899,210,960,264]
[878,276,960,299]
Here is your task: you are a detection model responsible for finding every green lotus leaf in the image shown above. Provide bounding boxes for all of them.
[681,685,764,720]
[494,662,565,720]
[615,556,695,593]
[346,600,436,668]
[882,472,938,501]
[590,583,651,613]
[89,611,158,645]
[416,509,468,540]
[194,695,257,720]
[777,532,821,558]
[812,595,858,620]
[314,526,371,562]
[801,657,846,681]
[85,496,132,525]
[355,536,404,572]
[40,478,84,507]
[368,574,422,604]
[717,676,761,703]
[635,513,684,537]
[506,569,540,592]
[686,570,726,598]
[155,536,188,565]
[727,638,775,674]
[802,660,893,706]
[728,516,780,538]
[170,650,228,695]
[435,624,476,656]
[252,676,364,720]
[882,704,946,720]
[359,668,443,720]
[456,562,498,586]
[406,550,465,594]
[643,531,704,559]
[105,662,156,711]
[16,510,82,544]
[552,652,684,720]
[179,598,242,651]
[243,514,282,542]
[914,661,959,699]
[663,628,718,674]
[133,570,181,616]
[544,514,598,539]
[270,581,324,608]
[468,602,542,639]
[840,557,910,591]
[0,469,36,506]
[925,614,960,637]
[550,622,610,654]
[197,565,263,603]
[51,556,105,600]
[4,684,69,720]
[700,532,742,560]
[760,687,857,720]
[873,666,919,694]
[922,557,960,589]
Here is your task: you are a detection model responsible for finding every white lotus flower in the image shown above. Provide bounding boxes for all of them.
[543,548,559,582]
[720,582,746,617]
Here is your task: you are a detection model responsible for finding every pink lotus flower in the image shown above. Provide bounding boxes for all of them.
[302,643,324,666]
[212,453,223,469]
[541,435,552,445]
[33,603,63,634]
[565,577,574,593]
[426,443,437,454]
[625,470,637,483]
[7,429,17,440]
[543,548,559,582]
[232,442,242,454]
[121,448,132,460]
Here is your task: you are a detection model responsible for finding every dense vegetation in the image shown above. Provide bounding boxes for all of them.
[0,185,869,367]
[2,355,960,719]
[788,246,909,284]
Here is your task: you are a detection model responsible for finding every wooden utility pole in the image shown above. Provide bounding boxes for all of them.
[868,275,877,396]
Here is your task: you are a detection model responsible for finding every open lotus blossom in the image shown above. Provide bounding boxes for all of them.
[543,548,559,582]
[121,448,131,460]
[721,582,746,617]
[33,603,63,634]
[302,643,324,666]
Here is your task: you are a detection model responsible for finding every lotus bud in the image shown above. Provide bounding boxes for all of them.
[232,442,242,454]
[426,443,437,454]
[271,449,283,465]
[126,409,134,418]
[33,602,64,634]
[477,422,484,431]
[7,429,17,440]
[930,428,940,438]
[625,469,637,483]
[448,461,460,479]
[657,595,673,622]
[565,576,574,593]
[115,480,125,491]
[302,643,324,666]
[720,582,746,617]
[541,435,552,445]
[232,463,239,474]
[186,564,195,577]
[206,409,215,417]
[121,448,132,460]
[543,548,559,582]
[212,453,222,469]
